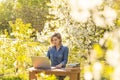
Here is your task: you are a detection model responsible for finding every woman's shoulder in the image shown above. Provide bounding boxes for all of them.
[48,46,54,50]
[62,45,68,49]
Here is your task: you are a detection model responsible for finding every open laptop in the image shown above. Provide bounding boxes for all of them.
[31,56,51,69]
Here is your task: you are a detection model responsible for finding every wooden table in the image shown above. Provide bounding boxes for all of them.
[28,67,80,80]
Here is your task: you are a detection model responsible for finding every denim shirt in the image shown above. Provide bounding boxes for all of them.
[47,45,69,67]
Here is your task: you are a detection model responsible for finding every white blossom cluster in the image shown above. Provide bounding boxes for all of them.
[69,0,117,27]
[101,28,120,80]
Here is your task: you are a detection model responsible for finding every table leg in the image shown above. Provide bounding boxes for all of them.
[77,73,80,80]
[70,73,79,80]
[29,71,37,80]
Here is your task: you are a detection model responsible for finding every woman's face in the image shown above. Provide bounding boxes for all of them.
[51,37,61,46]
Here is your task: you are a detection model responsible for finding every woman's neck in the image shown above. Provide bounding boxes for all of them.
[55,45,61,51]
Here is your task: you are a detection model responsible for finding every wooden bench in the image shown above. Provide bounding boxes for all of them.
[28,67,80,80]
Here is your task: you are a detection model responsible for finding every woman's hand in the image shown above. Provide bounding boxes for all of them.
[56,63,63,68]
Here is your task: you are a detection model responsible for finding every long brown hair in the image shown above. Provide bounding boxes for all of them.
[51,33,62,44]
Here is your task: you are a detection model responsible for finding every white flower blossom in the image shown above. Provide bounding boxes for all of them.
[71,10,90,23]
[113,66,120,80]
[93,62,102,80]
[93,13,106,27]
[84,72,93,80]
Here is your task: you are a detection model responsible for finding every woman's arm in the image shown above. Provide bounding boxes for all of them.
[61,47,69,65]
[56,47,69,68]
[47,47,51,59]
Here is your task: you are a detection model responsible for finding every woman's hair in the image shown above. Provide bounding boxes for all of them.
[51,33,62,43]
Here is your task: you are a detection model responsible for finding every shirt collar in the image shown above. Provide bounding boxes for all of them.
[53,45,63,50]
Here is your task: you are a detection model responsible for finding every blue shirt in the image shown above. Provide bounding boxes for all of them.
[47,45,69,67]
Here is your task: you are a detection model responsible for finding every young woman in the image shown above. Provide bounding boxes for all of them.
[47,33,69,80]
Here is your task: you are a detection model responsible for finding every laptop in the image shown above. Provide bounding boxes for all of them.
[31,56,51,69]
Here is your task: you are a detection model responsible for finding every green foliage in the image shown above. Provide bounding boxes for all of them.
[0,76,21,80]
[0,1,13,32]
[13,0,51,32]
[0,0,51,32]
[0,18,46,79]
[37,72,57,80]
[9,18,34,39]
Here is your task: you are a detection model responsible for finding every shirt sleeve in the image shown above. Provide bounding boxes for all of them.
[61,47,69,66]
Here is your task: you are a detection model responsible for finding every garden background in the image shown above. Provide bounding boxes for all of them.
[0,0,120,80]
